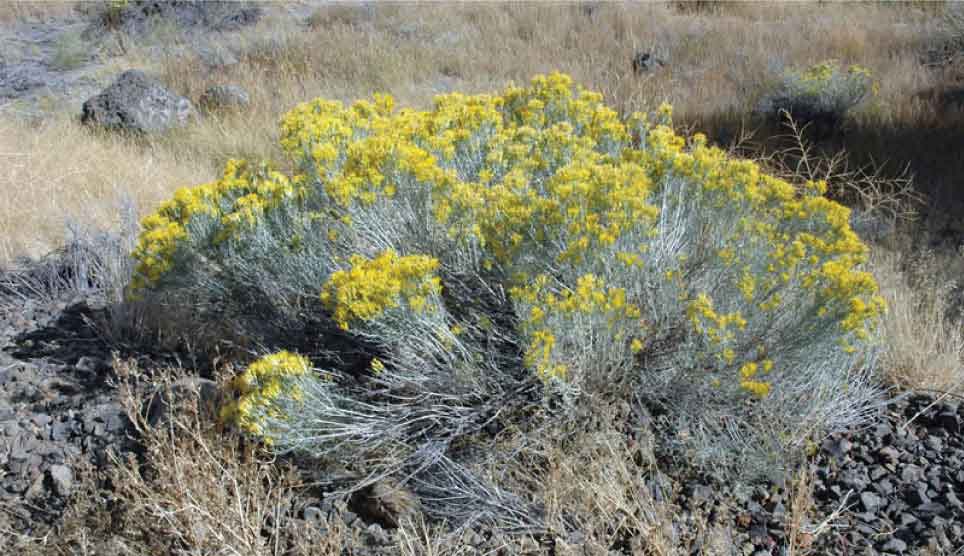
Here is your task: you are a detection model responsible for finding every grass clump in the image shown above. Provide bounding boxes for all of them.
[129,73,885,506]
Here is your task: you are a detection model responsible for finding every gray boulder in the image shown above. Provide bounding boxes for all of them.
[81,70,194,133]
[199,84,250,111]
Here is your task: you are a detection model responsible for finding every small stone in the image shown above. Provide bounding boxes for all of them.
[944,489,963,509]
[924,435,944,452]
[860,491,882,513]
[878,446,901,463]
[48,464,73,497]
[907,485,931,506]
[841,468,870,491]
[199,84,250,111]
[881,538,908,553]
[0,406,14,421]
[31,414,52,428]
[900,464,924,483]
[823,437,853,459]
[917,502,946,515]
[898,513,918,527]
[870,466,889,481]
[749,524,769,545]
[936,410,960,432]
[366,523,391,545]
[874,479,895,496]
[854,514,879,537]
[857,513,878,525]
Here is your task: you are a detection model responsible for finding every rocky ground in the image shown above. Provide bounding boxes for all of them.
[0,9,104,116]
[1,261,963,555]
[0,291,130,534]
[682,395,964,555]
[0,1,307,118]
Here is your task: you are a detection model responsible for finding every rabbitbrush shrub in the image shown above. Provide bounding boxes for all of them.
[759,59,876,132]
[129,73,885,490]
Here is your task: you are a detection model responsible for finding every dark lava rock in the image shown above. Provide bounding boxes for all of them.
[878,445,901,464]
[881,537,908,553]
[936,410,960,433]
[823,436,853,460]
[632,50,666,74]
[81,70,194,133]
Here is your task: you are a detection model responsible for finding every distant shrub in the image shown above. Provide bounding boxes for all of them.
[50,31,88,71]
[759,60,876,133]
[130,73,884,487]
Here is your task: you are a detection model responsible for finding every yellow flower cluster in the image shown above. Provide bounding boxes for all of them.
[320,250,441,330]
[687,293,747,346]
[639,120,884,394]
[737,360,774,397]
[129,159,300,293]
[220,351,311,438]
[279,72,647,272]
[513,274,643,380]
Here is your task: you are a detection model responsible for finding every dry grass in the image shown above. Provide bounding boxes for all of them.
[871,246,964,395]
[0,116,215,263]
[140,1,950,126]
[530,427,717,555]
[0,1,78,24]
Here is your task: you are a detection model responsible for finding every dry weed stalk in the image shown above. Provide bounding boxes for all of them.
[784,465,853,556]
[765,112,922,233]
